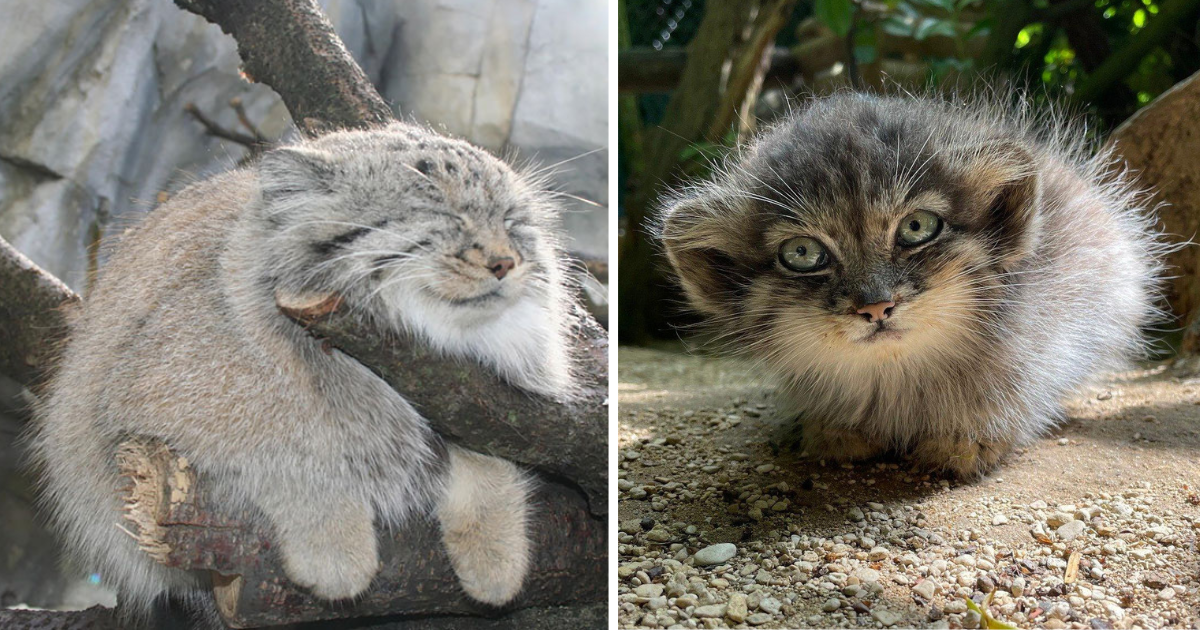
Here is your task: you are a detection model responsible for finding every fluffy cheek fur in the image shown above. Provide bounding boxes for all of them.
[372,266,574,401]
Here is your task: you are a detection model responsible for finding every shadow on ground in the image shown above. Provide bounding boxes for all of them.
[618,346,1200,629]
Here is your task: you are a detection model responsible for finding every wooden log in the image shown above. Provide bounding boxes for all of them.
[277,291,608,515]
[0,607,120,630]
[117,438,606,628]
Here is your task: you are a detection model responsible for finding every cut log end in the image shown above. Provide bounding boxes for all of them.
[275,289,343,324]
[116,438,178,565]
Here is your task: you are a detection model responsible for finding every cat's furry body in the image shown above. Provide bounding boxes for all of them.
[31,123,577,621]
[660,92,1165,477]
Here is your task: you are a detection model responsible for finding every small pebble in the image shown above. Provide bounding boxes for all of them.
[1057,519,1087,542]
[822,598,841,612]
[871,609,902,626]
[726,593,748,623]
[758,596,782,615]
[693,604,726,618]
[693,543,737,566]
[635,584,663,598]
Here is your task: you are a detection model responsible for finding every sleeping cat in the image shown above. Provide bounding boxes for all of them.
[30,122,578,623]
[659,92,1165,478]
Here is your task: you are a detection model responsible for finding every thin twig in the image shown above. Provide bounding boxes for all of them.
[229,97,268,144]
[183,102,262,150]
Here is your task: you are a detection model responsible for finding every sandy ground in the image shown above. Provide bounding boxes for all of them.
[617,345,1200,629]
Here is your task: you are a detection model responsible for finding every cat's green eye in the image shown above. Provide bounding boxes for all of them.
[778,236,829,272]
[897,210,943,247]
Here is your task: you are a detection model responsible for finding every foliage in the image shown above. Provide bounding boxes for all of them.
[620,0,1200,340]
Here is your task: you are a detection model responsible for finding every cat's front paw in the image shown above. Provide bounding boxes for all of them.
[910,436,1011,479]
[437,447,531,606]
[277,514,380,600]
[802,424,885,462]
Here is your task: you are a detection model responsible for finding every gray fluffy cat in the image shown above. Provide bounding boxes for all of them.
[31,123,578,620]
[660,92,1165,478]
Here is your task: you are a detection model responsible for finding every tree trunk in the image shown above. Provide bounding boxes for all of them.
[618,0,796,344]
[1106,69,1200,352]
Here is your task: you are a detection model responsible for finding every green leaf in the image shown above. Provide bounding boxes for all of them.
[914,17,957,40]
[881,14,916,36]
[963,595,1017,629]
[966,18,993,39]
[814,0,854,36]
[910,0,956,12]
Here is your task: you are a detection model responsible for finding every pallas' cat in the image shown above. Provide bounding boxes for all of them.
[32,122,580,621]
[660,92,1164,478]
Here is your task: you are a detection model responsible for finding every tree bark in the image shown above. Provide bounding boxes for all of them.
[1106,69,1200,352]
[618,47,799,93]
[117,439,605,628]
[617,0,796,344]
[173,0,394,136]
[281,294,607,513]
[0,235,79,396]
[0,607,119,630]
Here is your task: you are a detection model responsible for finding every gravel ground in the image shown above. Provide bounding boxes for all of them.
[617,345,1200,629]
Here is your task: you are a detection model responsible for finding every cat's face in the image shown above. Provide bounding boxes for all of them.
[257,125,560,316]
[661,95,1043,371]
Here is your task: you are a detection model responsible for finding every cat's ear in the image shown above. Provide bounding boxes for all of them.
[659,192,751,319]
[964,140,1043,267]
[258,146,337,202]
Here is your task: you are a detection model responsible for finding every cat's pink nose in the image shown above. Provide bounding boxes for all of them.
[856,300,895,323]
[488,256,516,280]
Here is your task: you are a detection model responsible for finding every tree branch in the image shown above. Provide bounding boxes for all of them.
[117,439,605,628]
[277,292,607,513]
[173,0,394,136]
[184,102,267,152]
[0,235,79,395]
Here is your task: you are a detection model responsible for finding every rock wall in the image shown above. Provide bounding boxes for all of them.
[0,0,608,296]
[325,0,610,258]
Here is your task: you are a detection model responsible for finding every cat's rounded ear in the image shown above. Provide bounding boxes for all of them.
[658,191,750,319]
[962,140,1043,267]
[258,146,337,203]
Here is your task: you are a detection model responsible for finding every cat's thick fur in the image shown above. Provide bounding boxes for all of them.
[30,122,578,621]
[660,92,1165,478]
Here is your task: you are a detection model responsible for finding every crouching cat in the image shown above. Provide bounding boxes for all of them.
[30,122,579,623]
[659,92,1166,478]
